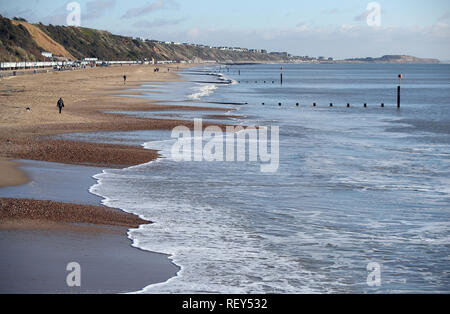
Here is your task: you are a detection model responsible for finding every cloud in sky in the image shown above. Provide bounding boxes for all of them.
[354,9,370,22]
[131,22,449,59]
[354,5,387,24]
[133,17,185,28]
[323,8,340,15]
[294,22,309,32]
[9,0,116,25]
[1,7,34,20]
[187,27,200,39]
[39,3,68,25]
[121,0,178,19]
[438,11,450,21]
[84,0,117,20]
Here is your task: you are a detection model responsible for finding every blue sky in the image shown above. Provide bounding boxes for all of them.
[1,0,449,59]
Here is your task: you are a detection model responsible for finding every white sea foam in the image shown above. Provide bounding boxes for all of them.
[188,84,218,100]
[90,156,324,294]
[217,73,238,85]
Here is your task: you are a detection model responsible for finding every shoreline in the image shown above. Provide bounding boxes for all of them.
[0,63,227,293]
[0,64,230,185]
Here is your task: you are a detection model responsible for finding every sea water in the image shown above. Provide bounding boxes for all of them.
[90,64,450,293]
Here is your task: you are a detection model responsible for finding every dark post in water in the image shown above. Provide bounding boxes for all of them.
[397,74,402,109]
[280,73,283,85]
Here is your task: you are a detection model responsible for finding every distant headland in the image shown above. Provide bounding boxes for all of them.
[342,55,440,64]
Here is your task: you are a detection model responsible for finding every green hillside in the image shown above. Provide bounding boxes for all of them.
[0,16,44,61]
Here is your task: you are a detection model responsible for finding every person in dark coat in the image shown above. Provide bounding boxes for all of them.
[123,75,127,85]
[57,98,65,114]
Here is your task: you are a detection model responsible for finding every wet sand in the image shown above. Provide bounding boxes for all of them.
[0,227,179,294]
[0,160,104,205]
[0,159,29,188]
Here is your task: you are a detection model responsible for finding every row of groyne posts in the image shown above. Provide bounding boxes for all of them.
[258,73,402,109]
[262,100,398,108]
[225,66,404,109]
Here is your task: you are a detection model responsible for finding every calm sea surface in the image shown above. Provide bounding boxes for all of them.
[89,63,450,293]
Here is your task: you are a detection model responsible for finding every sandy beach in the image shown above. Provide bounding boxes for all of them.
[0,63,223,293]
[0,64,228,175]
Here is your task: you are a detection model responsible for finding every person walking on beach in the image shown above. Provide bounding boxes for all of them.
[57,98,65,114]
[123,75,127,85]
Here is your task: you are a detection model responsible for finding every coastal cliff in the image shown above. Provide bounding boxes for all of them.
[0,16,284,63]
[0,16,441,64]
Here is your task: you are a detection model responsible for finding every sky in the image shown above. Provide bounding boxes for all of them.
[1,0,449,60]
